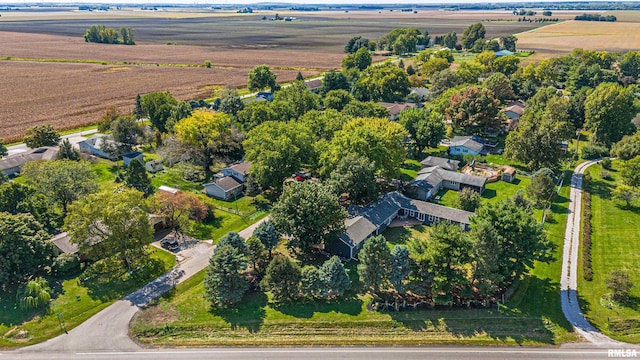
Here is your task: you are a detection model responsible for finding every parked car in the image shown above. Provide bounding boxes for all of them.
[160,238,179,252]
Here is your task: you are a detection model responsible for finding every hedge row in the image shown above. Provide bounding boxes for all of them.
[582,173,593,281]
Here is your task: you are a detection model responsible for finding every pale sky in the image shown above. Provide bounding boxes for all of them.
[0,0,619,5]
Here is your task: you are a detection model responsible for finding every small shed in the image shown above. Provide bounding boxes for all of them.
[123,151,144,167]
[501,166,517,183]
[146,160,164,173]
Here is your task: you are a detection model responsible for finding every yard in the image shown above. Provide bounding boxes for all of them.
[0,247,176,347]
[435,175,532,209]
[578,161,640,343]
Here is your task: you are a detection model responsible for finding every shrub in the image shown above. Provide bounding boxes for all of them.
[600,170,611,180]
[53,253,81,277]
[16,277,52,311]
[581,144,609,160]
[582,173,593,281]
[204,60,212,68]
[600,157,612,169]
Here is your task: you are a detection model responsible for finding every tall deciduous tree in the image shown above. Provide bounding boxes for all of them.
[24,124,60,148]
[273,81,321,119]
[458,187,481,212]
[64,187,153,271]
[204,244,249,308]
[461,23,486,50]
[398,107,446,154]
[584,82,637,146]
[248,65,278,92]
[328,155,378,204]
[173,110,234,179]
[271,181,346,255]
[500,35,517,52]
[111,116,142,153]
[483,73,515,103]
[526,168,556,207]
[260,256,301,302]
[244,121,314,190]
[323,89,354,112]
[321,71,350,94]
[622,155,640,188]
[357,235,391,293]
[354,64,410,102]
[443,31,458,49]
[22,160,98,214]
[0,182,61,233]
[140,91,178,133]
[341,47,372,71]
[218,87,245,117]
[341,101,390,118]
[445,86,502,135]
[0,213,54,289]
[321,117,408,178]
[612,184,639,208]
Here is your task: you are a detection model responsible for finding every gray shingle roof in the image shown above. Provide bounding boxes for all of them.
[230,162,251,175]
[341,216,377,246]
[450,136,484,152]
[387,192,474,225]
[0,146,59,172]
[213,176,243,192]
[419,156,460,171]
[50,232,79,254]
[415,167,486,188]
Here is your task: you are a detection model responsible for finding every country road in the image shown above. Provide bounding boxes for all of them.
[559,160,637,348]
[19,217,270,353]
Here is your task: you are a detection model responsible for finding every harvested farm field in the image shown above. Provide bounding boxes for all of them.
[0,60,315,142]
[516,20,640,60]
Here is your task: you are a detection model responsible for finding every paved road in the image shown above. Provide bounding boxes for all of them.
[6,129,98,156]
[20,217,270,353]
[559,160,637,348]
[3,346,630,360]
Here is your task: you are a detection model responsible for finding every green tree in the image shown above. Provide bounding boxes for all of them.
[493,55,520,77]
[500,35,517,52]
[166,101,193,132]
[235,101,276,131]
[354,64,410,102]
[134,94,145,120]
[0,213,53,289]
[272,181,346,255]
[357,235,391,293]
[24,124,60,148]
[296,71,304,81]
[443,31,458,49]
[526,168,556,207]
[341,101,390,118]
[622,156,640,188]
[612,133,640,160]
[619,51,640,79]
[246,236,267,272]
[22,160,98,214]
[342,47,372,71]
[273,81,321,118]
[584,82,637,146]
[16,277,51,311]
[260,256,301,302]
[300,265,324,299]
[120,27,135,45]
[430,69,462,95]
[398,107,446,154]
[248,65,278,92]
[612,184,639,208]
[148,191,208,237]
[328,155,378,204]
[204,244,249,308]
[461,23,486,50]
[0,138,7,157]
[123,158,154,197]
[456,61,485,84]
[458,187,482,211]
[65,187,153,271]
[321,71,350,94]
[469,221,502,298]
[217,232,248,256]
[57,139,81,161]
[344,35,370,53]
[606,269,634,302]
[483,72,515,103]
[421,57,450,77]
[0,182,61,233]
[320,256,351,299]
[141,91,178,133]
[244,121,314,190]
[389,245,412,294]
[445,86,502,135]
[321,117,408,178]
[173,110,234,179]
[111,116,142,153]
[323,89,354,112]
[253,220,279,258]
[471,198,554,288]
[218,87,244,117]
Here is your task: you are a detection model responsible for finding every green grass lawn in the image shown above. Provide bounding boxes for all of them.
[578,162,640,343]
[184,208,268,243]
[435,176,532,209]
[0,247,177,348]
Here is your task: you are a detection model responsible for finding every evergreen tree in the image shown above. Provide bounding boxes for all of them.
[253,220,279,258]
[389,245,412,294]
[260,256,301,302]
[134,94,145,120]
[24,124,60,148]
[204,245,249,308]
[217,232,248,255]
[246,236,267,272]
[357,235,391,293]
[57,139,80,161]
[296,72,304,81]
[123,159,154,197]
[320,256,351,299]
[458,187,481,212]
[0,138,7,157]
[526,168,556,207]
[300,265,324,299]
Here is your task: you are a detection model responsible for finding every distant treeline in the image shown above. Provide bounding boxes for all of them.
[574,13,617,22]
[84,25,135,45]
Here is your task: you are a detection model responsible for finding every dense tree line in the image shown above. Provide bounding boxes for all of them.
[84,25,135,44]
[575,13,617,21]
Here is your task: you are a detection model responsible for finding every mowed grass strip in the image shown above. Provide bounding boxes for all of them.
[578,162,640,344]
